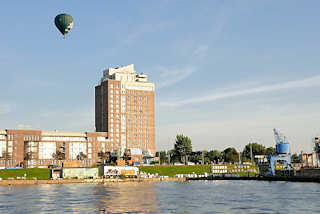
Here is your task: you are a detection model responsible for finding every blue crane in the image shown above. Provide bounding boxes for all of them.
[267,129,292,176]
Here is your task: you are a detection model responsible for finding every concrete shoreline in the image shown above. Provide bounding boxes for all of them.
[0,177,186,185]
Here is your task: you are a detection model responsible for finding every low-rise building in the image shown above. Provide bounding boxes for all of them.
[0,129,108,168]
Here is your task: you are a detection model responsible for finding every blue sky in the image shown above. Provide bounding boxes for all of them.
[1,1,320,153]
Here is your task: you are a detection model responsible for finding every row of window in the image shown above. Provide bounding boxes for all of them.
[42,137,86,142]
[0,160,13,166]
[24,135,40,141]
[110,113,120,118]
[109,83,119,89]
[38,159,94,166]
[126,90,151,95]
[127,95,149,100]
[109,99,120,104]
[109,94,120,99]
[109,90,120,94]
[128,114,150,119]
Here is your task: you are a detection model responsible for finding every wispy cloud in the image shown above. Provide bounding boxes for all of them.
[192,44,209,59]
[123,21,174,46]
[0,103,15,115]
[161,75,320,107]
[155,66,197,89]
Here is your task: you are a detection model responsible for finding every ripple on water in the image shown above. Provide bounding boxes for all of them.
[0,181,320,213]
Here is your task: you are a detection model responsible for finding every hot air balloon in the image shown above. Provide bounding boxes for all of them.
[54,13,74,38]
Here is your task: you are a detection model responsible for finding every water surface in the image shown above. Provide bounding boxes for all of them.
[0,180,319,213]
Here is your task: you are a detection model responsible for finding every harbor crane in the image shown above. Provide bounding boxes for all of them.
[267,129,292,176]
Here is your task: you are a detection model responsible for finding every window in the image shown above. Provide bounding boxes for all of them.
[69,142,87,159]
[110,84,113,88]
[39,142,56,159]
[102,143,106,153]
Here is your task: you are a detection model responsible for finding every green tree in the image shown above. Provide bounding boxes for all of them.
[189,151,202,164]
[160,151,169,164]
[124,149,131,162]
[52,150,65,160]
[173,134,192,164]
[266,147,276,155]
[207,150,222,163]
[98,151,111,165]
[222,147,239,163]
[291,153,300,163]
[242,143,266,160]
[76,152,87,161]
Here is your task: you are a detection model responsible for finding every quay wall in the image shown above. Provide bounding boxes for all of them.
[296,168,320,178]
[0,177,186,185]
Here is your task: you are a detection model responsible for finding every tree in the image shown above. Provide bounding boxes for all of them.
[266,147,276,155]
[291,153,300,163]
[159,151,168,164]
[52,150,65,160]
[173,135,192,164]
[222,147,239,163]
[207,150,222,163]
[189,151,210,164]
[242,143,266,160]
[98,151,110,165]
[123,149,131,162]
[76,152,87,161]
[189,151,202,164]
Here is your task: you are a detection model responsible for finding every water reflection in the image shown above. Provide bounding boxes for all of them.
[0,181,320,213]
[94,182,157,213]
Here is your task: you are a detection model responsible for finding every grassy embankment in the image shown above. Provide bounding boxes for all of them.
[139,165,259,177]
[138,165,211,177]
[0,169,50,180]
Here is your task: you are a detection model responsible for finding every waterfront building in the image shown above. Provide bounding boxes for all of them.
[95,64,155,162]
[0,129,107,168]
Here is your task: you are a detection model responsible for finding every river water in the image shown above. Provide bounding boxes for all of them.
[0,180,319,213]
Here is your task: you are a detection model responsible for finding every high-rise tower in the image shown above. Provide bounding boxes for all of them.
[95,64,155,162]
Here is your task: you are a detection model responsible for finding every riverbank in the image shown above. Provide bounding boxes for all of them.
[139,165,211,177]
[0,177,186,185]
[187,175,320,183]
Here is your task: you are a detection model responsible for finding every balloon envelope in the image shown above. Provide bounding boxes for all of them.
[54,14,74,37]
